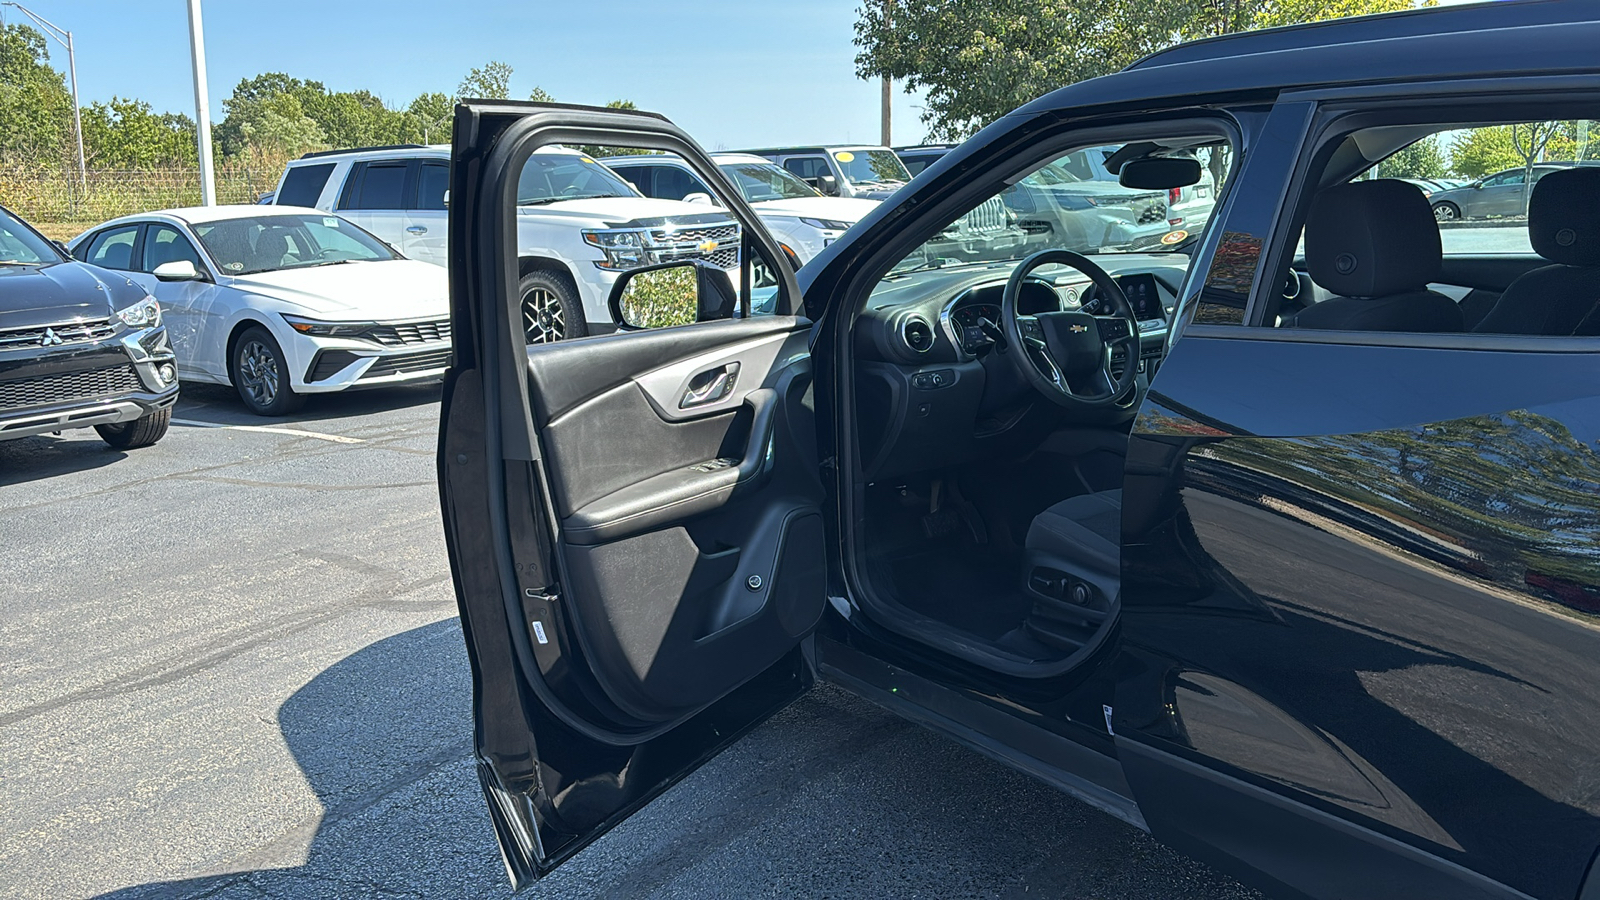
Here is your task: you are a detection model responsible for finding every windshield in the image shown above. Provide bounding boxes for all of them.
[0,208,62,266]
[887,139,1232,275]
[517,153,639,204]
[192,214,397,276]
[833,149,909,186]
[718,162,820,202]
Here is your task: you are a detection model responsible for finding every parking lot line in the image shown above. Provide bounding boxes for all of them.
[171,418,366,444]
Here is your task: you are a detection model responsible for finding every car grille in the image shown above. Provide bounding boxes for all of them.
[1134,195,1168,225]
[0,318,117,350]
[954,197,1011,235]
[362,319,452,347]
[0,365,142,411]
[647,223,742,269]
[360,348,451,379]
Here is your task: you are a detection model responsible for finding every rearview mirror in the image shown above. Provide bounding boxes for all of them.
[153,260,203,282]
[608,261,737,330]
[1119,157,1202,190]
[816,174,840,196]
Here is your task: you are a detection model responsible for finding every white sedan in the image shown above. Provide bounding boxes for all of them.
[70,206,450,415]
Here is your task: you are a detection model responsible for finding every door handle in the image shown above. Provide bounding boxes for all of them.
[406,225,428,235]
[680,362,740,409]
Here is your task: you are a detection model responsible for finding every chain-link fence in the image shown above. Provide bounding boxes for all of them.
[0,161,286,237]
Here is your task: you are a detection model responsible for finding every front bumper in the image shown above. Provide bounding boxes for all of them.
[0,324,180,442]
[293,338,452,393]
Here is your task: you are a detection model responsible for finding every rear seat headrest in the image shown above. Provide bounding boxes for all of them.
[1530,167,1600,267]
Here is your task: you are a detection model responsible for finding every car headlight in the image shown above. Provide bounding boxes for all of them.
[798,217,852,231]
[281,314,370,337]
[115,296,162,328]
[583,229,650,270]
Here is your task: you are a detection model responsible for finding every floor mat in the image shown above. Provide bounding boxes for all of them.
[886,549,1036,642]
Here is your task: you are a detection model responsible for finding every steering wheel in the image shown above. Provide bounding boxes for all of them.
[1001,249,1140,410]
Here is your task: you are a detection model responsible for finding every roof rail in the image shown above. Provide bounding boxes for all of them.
[299,144,427,160]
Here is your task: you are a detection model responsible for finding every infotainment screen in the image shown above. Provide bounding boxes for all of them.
[1117,274,1164,321]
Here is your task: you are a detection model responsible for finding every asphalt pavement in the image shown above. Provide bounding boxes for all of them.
[0,381,1260,900]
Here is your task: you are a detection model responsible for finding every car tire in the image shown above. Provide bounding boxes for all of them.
[95,406,171,449]
[519,270,586,344]
[1432,201,1461,222]
[231,325,306,416]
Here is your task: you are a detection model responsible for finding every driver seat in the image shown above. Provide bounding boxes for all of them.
[1026,490,1121,576]
[1020,489,1122,652]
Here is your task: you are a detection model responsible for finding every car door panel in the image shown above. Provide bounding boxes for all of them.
[1117,332,1600,900]
[440,101,818,885]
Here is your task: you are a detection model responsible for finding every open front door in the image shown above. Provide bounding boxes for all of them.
[437,101,825,885]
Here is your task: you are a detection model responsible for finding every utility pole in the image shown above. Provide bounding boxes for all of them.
[880,0,893,147]
[187,0,216,206]
[3,3,85,189]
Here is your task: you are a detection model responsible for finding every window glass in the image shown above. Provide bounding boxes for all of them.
[415,162,450,210]
[141,225,202,272]
[192,214,397,275]
[84,225,139,270]
[0,207,62,265]
[345,162,408,210]
[1262,119,1600,336]
[831,149,910,187]
[516,151,638,204]
[277,163,335,208]
[613,165,653,196]
[718,162,819,202]
[783,156,830,183]
[650,165,705,201]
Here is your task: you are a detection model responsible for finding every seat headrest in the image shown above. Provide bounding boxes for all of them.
[1306,179,1440,297]
[1529,167,1600,266]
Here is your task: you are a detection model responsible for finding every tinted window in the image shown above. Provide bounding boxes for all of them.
[651,165,708,201]
[415,162,450,211]
[783,156,830,182]
[277,163,335,208]
[515,152,637,204]
[84,226,139,270]
[611,165,653,196]
[344,162,408,210]
[141,225,202,271]
[900,154,939,176]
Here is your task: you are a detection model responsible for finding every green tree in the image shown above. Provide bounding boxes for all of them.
[1449,126,1521,179]
[228,92,327,161]
[406,92,455,144]
[1375,134,1447,180]
[0,23,74,167]
[80,98,195,168]
[856,0,1430,141]
[458,61,514,100]
[529,86,555,103]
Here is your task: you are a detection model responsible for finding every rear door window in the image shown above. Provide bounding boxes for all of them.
[651,165,709,201]
[341,162,410,210]
[414,161,450,210]
[783,156,830,182]
[83,225,140,270]
[277,163,335,208]
[140,225,203,271]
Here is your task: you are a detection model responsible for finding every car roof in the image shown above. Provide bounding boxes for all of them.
[602,152,778,167]
[1012,0,1600,122]
[287,144,591,165]
[737,145,892,156]
[92,205,329,229]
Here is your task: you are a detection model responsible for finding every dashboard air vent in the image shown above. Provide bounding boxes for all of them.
[901,316,934,354]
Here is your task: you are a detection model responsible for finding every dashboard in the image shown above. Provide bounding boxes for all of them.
[852,255,1190,481]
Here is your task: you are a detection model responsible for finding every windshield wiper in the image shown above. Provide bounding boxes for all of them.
[520,194,618,206]
[0,260,41,266]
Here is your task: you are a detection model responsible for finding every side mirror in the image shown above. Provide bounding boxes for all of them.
[1471,181,1484,189]
[816,174,840,196]
[682,192,715,205]
[608,261,737,330]
[442,189,450,208]
[153,260,203,282]
[1119,157,1202,190]
[53,240,72,258]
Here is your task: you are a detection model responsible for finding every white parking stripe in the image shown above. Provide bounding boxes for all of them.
[171,418,365,444]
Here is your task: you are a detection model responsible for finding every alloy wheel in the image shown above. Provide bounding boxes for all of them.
[1433,203,1459,221]
[238,339,281,408]
[523,287,567,344]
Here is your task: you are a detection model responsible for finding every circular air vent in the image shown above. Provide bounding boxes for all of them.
[901,316,934,354]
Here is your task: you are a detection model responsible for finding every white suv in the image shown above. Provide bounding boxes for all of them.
[271,144,741,341]
[603,152,879,266]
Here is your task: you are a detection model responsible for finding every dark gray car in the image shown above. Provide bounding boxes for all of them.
[1430,164,1566,220]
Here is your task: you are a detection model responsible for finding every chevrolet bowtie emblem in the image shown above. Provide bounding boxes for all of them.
[39,327,63,347]
[699,240,720,254]
[1069,323,1089,334]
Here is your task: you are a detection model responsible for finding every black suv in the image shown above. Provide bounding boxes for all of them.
[0,206,177,449]
[440,3,1600,898]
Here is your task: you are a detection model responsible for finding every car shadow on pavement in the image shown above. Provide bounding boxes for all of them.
[0,434,126,487]
[95,618,511,900]
[173,382,443,428]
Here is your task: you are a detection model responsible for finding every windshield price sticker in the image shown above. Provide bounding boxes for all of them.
[834,151,855,162]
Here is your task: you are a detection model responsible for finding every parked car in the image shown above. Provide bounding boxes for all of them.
[440,4,1600,900]
[740,144,911,199]
[894,144,959,177]
[602,152,878,266]
[69,207,449,416]
[0,205,177,448]
[270,143,741,341]
[1429,164,1568,220]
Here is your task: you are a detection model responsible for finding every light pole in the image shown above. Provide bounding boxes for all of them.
[186,0,216,205]
[3,2,85,189]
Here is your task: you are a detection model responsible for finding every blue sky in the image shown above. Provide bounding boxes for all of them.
[5,0,929,149]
